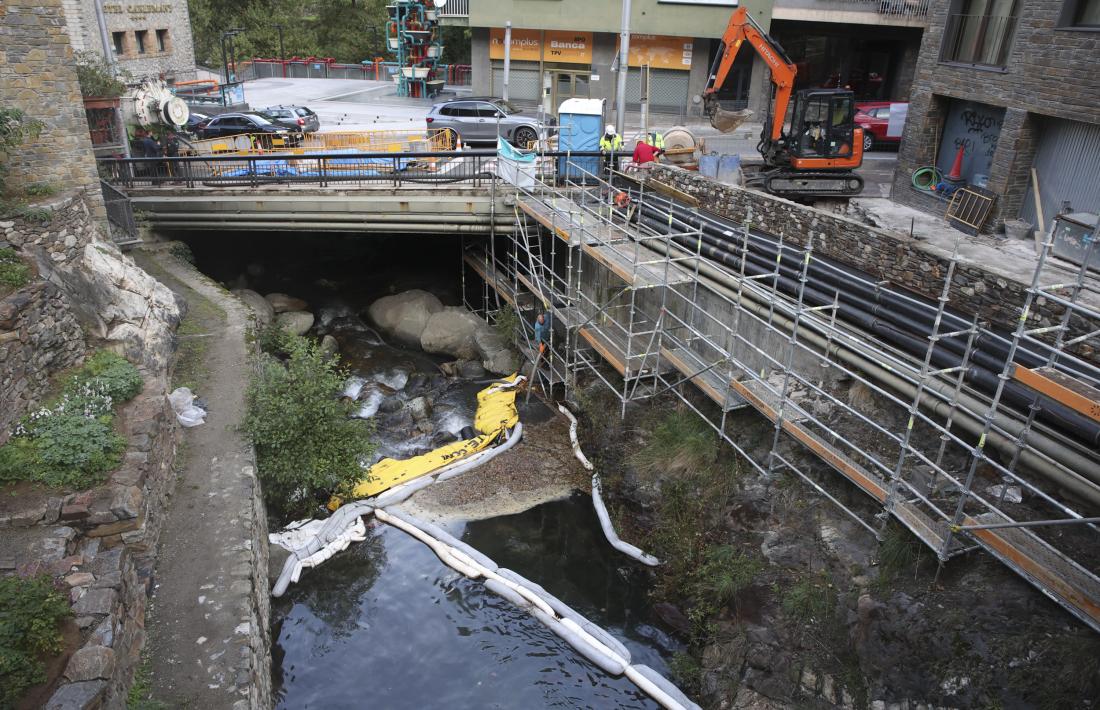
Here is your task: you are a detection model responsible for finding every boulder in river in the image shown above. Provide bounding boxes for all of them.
[320,334,339,357]
[232,288,275,326]
[276,310,314,336]
[266,292,309,313]
[474,328,518,375]
[407,396,433,422]
[368,289,443,345]
[420,307,482,359]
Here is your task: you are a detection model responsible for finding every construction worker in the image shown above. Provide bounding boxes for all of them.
[533,311,551,355]
[632,138,664,167]
[599,124,623,152]
[648,131,665,150]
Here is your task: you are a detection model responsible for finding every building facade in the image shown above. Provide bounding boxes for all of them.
[453,0,776,122]
[442,0,929,125]
[61,0,196,81]
[891,0,1100,229]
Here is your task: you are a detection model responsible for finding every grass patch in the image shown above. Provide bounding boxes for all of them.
[0,247,30,293]
[630,406,718,477]
[22,182,56,198]
[783,574,835,623]
[0,351,142,490]
[126,653,167,710]
[668,651,703,696]
[873,523,924,592]
[0,575,71,709]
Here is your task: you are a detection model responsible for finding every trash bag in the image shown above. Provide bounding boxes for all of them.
[168,387,207,427]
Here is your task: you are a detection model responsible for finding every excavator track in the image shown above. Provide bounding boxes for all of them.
[763,170,864,198]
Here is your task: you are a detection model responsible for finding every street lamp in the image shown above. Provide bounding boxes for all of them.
[221,28,245,85]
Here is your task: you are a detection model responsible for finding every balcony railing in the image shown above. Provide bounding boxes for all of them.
[438,0,469,18]
[777,0,931,19]
[941,13,1018,68]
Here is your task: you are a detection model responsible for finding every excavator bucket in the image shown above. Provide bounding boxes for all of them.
[709,106,753,133]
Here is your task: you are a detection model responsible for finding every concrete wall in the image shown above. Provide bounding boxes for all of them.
[471,0,774,37]
[0,0,104,201]
[890,0,1100,224]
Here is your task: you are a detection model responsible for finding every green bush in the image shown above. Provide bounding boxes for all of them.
[0,575,71,709]
[0,351,141,490]
[257,323,297,357]
[73,51,128,98]
[244,333,375,521]
[630,408,717,476]
[65,351,145,402]
[0,248,29,290]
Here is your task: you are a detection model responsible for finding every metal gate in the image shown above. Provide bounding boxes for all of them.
[491,63,541,103]
[624,68,689,113]
[1021,116,1100,229]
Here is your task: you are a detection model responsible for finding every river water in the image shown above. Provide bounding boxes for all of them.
[272,324,681,709]
[177,232,682,707]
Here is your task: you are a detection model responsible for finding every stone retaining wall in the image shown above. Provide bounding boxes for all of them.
[242,456,273,710]
[3,191,102,265]
[0,280,86,440]
[645,165,1089,354]
[2,379,179,709]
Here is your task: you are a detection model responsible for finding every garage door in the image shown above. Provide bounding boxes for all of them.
[1021,117,1100,230]
[624,68,690,114]
[490,64,541,104]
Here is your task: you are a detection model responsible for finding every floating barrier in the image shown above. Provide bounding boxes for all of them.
[558,404,660,567]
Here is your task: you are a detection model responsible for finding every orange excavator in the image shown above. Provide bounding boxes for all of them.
[703,7,865,198]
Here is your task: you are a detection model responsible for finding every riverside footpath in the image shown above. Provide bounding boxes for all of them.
[133,249,272,710]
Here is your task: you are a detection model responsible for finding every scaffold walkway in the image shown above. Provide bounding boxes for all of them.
[463,160,1100,633]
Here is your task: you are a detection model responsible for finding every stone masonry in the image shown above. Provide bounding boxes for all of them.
[0,0,104,206]
[60,0,197,81]
[890,0,1100,226]
[647,165,1093,358]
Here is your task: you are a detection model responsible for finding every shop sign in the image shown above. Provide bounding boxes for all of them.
[620,34,693,71]
[490,29,593,65]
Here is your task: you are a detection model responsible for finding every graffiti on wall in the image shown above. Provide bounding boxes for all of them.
[938,100,1004,183]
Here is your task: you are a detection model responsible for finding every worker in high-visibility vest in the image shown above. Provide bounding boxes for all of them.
[599,125,623,152]
[649,131,665,150]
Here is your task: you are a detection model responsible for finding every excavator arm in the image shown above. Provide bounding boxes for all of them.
[703,7,797,141]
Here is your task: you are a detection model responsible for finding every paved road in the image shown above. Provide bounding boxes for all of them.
[239,77,898,197]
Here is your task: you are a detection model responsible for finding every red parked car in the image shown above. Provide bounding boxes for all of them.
[855,101,907,151]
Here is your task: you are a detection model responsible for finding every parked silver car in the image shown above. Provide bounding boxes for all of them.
[261,105,320,134]
[425,97,554,148]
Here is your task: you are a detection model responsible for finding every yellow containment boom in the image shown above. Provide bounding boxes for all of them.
[331,374,522,507]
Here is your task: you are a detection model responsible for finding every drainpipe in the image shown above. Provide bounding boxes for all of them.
[502,21,512,102]
[93,0,131,159]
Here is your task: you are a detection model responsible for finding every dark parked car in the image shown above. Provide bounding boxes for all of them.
[183,111,208,136]
[194,113,300,146]
[261,105,320,134]
[855,101,907,151]
[425,97,554,147]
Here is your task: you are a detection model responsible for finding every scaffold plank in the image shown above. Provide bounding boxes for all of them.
[968,511,1100,632]
[462,251,536,311]
[582,243,693,288]
[659,346,748,411]
[579,326,672,378]
[517,195,626,246]
[1013,365,1100,423]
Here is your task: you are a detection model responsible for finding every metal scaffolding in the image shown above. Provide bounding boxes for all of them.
[461,160,1100,634]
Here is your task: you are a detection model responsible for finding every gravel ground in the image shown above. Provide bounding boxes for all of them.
[403,412,590,523]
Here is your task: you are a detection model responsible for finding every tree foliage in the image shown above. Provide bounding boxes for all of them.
[244,331,375,522]
[187,0,470,68]
[0,108,44,195]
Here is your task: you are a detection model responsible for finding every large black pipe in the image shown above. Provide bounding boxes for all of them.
[637,192,1100,386]
[636,211,1100,450]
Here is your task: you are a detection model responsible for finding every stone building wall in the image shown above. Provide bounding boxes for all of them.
[63,0,197,81]
[0,0,104,205]
[647,165,1090,353]
[890,0,1100,225]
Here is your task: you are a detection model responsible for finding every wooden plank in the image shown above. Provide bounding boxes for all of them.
[579,326,671,378]
[1013,365,1100,423]
[583,243,692,288]
[660,346,748,411]
[967,512,1100,630]
[580,327,627,376]
[517,195,626,246]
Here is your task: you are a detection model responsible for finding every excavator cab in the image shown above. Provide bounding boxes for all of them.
[788,89,857,162]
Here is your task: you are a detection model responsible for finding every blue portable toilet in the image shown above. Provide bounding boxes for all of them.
[557,98,605,180]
